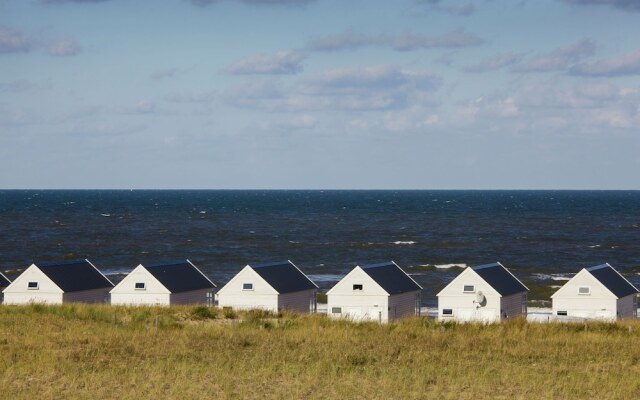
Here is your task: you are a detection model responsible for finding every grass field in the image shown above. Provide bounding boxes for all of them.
[1,304,640,399]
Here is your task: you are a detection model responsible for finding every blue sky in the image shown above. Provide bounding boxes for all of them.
[1,0,639,189]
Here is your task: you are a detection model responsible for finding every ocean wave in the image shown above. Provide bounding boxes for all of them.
[532,273,572,281]
[406,263,467,272]
[307,274,342,283]
[392,241,416,245]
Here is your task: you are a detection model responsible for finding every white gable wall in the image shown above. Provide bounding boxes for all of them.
[552,269,618,320]
[3,265,64,305]
[217,266,279,312]
[110,265,171,306]
[437,268,503,323]
[327,267,390,322]
[388,290,421,321]
[278,289,317,313]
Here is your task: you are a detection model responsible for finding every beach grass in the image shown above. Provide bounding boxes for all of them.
[1,304,640,399]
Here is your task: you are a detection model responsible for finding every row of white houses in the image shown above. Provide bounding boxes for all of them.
[1,259,638,323]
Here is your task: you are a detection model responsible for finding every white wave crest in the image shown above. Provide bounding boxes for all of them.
[392,241,416,245]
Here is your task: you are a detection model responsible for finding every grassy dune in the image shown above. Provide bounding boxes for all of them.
[2,304,640,399]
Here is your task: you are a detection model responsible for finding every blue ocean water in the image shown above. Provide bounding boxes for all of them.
[0,190,639,306]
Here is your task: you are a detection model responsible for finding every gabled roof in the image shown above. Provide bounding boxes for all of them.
[37,259,113,292]
[250,261,318,294]
[0,272,10,287]
[360,261,422,295]
[586,263,638,298]
[145,260,216,293]
[472,262,528,296]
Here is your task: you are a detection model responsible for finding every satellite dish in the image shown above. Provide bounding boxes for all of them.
[474,291,486,307]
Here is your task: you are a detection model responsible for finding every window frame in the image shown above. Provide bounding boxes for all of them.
[331,307,342,314]
[578,286,591,295]
[442,308,453,315]
[27,281,39,290]
[557,311,568,316]
[463,285,475,293]
[242,283,254,291]
[134,282,146,290]
[352,284,363,291]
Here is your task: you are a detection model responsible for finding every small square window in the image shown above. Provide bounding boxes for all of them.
[134,282,146,290]
[442,309,453,315]
[578,287,590,295]
[463,285,475,293]
[331,307,342,314]
[243,283,253,290]
[352,284,363,291]
[28,282,39,290]
[557,311,568,316]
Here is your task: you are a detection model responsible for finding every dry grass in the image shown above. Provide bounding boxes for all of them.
[2,304,640,399]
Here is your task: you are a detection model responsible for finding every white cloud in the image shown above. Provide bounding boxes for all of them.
[225,65,442,112]
[307,29,483,52]
[47,38,81,56]
[224,50,306,75]
[0,26,31,54]
[462,52,522,73]
[512,39,596,73]
[562,0,640,12]
[570,49,640,77]
[151,68,178,80]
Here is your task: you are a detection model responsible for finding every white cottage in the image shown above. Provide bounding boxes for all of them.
[110,260,216,306]
[326,261,422,323]
[0,272,11,303]
[217,260,318,313]
[437,262,528,323]
[2,259,113,305]
[551,263,638,320]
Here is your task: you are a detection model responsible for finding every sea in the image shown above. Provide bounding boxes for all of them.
[1,190,639,307]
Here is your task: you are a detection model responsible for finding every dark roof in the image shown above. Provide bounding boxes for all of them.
[37,260,113,292]
[360,261,422,295]
[472,262,528,296]
[0,272,10,287]
[145,261,216,293]
[586,264,638,298]
[251,261,318,294]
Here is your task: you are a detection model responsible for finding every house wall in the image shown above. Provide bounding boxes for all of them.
[437,268,502,323]
[217,267,279,312]
[0,287,6,303]
[2,265,64,305]
[552,270,618,320]
[387,290,421,321]
[63,288,111,304]
[278,289,317,313]
[500,292,527,319]
[110,266,172,306]
[170,289,213,305]
[616,295,637,319]
[326,267,391,322]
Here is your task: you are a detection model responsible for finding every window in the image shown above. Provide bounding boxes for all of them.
[134,282,146,290]
[463,285,475,293]
[331,307,342,314]
[242,283,253,290]
[578,287,590,295]
[557,311,567,316]
[353,284,363,291]
[27,282,39,290]
[442,309,453,315]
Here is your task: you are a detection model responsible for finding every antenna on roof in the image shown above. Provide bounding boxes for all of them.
[474,291,486,308]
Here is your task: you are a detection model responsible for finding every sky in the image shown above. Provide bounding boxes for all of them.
[1,0,639,189]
